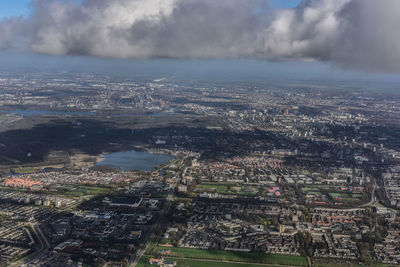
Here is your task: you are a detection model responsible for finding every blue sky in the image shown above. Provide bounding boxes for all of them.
[0,0,30,19]
[0,0,302,19]
[270,0,302,8]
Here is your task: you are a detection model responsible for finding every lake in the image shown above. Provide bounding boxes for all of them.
[96,150,173,172]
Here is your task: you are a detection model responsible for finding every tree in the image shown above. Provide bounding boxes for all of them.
[296,231,313,257]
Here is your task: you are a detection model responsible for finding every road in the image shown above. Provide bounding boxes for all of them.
[362,183,377,207]
[131,160,180,266]
[9,224,50,267]
[9,199,80,266]
[130,193,173,266]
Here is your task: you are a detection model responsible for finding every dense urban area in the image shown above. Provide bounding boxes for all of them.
[0,72,400,267]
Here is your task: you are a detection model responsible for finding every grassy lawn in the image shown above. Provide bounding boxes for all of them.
[0,184,112,198]
[329,193,352,198]
[329,193,364,202]
[196,183,230,194]
[196,183,259,196]
[138,255,299,267]
[314,263,390,267]
[0,185,30,193]
[168,258,280,267]
[307,191,322,195]
[301,187,314,192]
[341,198,362,204]
[11,167,39,174]
[302,185,330,192]
[145,245,307,266]
[238,186,259,196]
[58,184,112,197]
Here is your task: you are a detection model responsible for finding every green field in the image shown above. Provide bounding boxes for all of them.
[0,186,30,193]
[314,262,390,267]
[314,264,365,267]
[329,193,363,200]
[196,183,230,194]
[145,245,307,266]
[137,256,286,267]
[196,183,259,196]
[330,192,351,198]
[11,167,39,174]
[58,184,112,197]
[302,185,330,192]
[307,191,322,195]
[0,184,112,198]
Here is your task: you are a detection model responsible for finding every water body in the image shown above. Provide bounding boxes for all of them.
[1,110,94,116]
[97,150,173,172]
[0,109,172,117]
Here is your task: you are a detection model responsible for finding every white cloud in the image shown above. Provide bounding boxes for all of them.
[1,0,400,72]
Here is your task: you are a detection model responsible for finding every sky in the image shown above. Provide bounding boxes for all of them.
[269,0,302,8]
[0,0,302,19]
[0,0,30,19]
[0,0,400,86]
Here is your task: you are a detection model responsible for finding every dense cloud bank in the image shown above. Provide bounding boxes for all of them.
[1,0,400,72]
